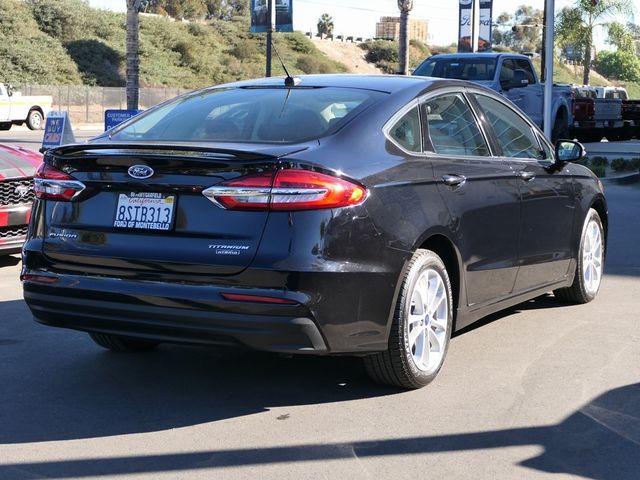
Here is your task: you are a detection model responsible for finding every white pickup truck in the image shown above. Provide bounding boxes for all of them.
[0,83,52,131]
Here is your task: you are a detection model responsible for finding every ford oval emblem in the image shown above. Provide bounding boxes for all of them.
[128,165,154,179]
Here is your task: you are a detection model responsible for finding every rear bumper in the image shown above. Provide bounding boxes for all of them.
[22,263,401,354]
[23,273,328,354]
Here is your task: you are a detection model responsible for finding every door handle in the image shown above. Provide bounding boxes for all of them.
[442,174,466,187]
[518,171,536,181]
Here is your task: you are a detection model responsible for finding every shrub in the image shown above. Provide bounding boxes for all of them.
[589,165,606,177]
[590,156,609,167]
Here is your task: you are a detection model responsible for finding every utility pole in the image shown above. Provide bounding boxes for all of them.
[265,0,275,77]
[397,0,413,75]
[126,0,143,110]
[543,0,554,139]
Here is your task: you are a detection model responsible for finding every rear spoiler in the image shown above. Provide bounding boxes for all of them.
[42,142,309,161]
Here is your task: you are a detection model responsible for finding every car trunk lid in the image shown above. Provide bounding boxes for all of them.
[40,143,304,275]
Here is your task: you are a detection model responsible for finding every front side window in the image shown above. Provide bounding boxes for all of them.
[389,106,422,152]
[423,93,490,157]
[473,94,544,159]
[109,87,384,144]
[514,59,536,84]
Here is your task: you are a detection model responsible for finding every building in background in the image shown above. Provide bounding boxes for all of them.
[375,17,428,43]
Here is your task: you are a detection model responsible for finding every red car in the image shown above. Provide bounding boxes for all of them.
[0,144,42,254]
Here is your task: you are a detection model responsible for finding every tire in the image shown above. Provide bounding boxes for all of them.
[0,122,11,131]
[364,249,453,389]
[89,332,159,352]
[26,109,43,130]
[551,115,570,143]
[554,208,604,304]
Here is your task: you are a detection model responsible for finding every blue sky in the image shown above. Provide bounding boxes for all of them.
[87,0,634,47]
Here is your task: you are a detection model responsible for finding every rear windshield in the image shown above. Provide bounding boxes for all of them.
[109,86,384,144]
[414,57,497,81]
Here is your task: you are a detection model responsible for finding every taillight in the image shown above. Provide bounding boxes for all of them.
[34,164,85,201]
[202,169,366,211]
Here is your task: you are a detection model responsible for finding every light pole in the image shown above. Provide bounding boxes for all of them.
[543,0,554,140]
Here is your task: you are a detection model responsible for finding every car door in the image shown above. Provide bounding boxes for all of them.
[470,92,576,292]
[423,91,521,307]
[514,58,544,127]
[500,58,526,110]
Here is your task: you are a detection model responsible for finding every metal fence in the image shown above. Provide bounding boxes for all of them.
[15,85,189,125]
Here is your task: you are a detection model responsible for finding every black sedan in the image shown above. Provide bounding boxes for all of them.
[22,75,606,389]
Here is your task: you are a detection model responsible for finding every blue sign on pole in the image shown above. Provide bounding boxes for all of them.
[105,109,142,131]
[41,111,76,152]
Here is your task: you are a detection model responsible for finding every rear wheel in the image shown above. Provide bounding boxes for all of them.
[0,122,11,131]
[89,332,159,352]
[554,208,604,303]
[364,249,453,389]
[26,109,43,130]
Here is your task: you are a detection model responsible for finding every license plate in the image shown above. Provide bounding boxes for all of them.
[113,192,176,231]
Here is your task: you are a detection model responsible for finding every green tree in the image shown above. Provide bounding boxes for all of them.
[144,0,208,20]
[317,13,334,38]
[555,0,633,85]
[493,6,543,53]
[596,49,640,81]
[607,21,635,53]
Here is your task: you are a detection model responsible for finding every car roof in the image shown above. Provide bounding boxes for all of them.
[215,74,438,95]
[428,52,532,61]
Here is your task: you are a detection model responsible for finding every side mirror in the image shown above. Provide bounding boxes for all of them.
[555,140,585,163]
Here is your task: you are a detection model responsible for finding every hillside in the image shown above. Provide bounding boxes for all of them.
[311,38,382,74]
[0,0,347,88]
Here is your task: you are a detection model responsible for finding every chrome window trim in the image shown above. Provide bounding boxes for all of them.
[382,99,429,157]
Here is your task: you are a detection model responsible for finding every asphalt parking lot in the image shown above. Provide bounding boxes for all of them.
[0,128,639,479]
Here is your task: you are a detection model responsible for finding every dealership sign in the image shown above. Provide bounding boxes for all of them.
[250,0,293,33]
[41,111,75,152]
[458,0,493,52]
[105,109,143,131]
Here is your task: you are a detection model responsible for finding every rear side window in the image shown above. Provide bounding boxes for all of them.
[424,93,490,157]
[110,87,384,144]
[474,94,544,159]
[389,106,422,152]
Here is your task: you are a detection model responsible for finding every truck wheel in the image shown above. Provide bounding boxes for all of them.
[26,109,43,130]
[0,122,11,131]
[551,115,569,142]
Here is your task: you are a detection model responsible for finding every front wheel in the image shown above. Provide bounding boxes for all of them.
[89,332,159,352]
[554,208,604,303]
[26,109,43,130]
[364,249,453,389]
[551,115,569,143]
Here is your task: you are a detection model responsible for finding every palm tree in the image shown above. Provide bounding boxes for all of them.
[398,0,414,75]
[556,0,633,85]
[126,0,143,110]
[317,13,334,39]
